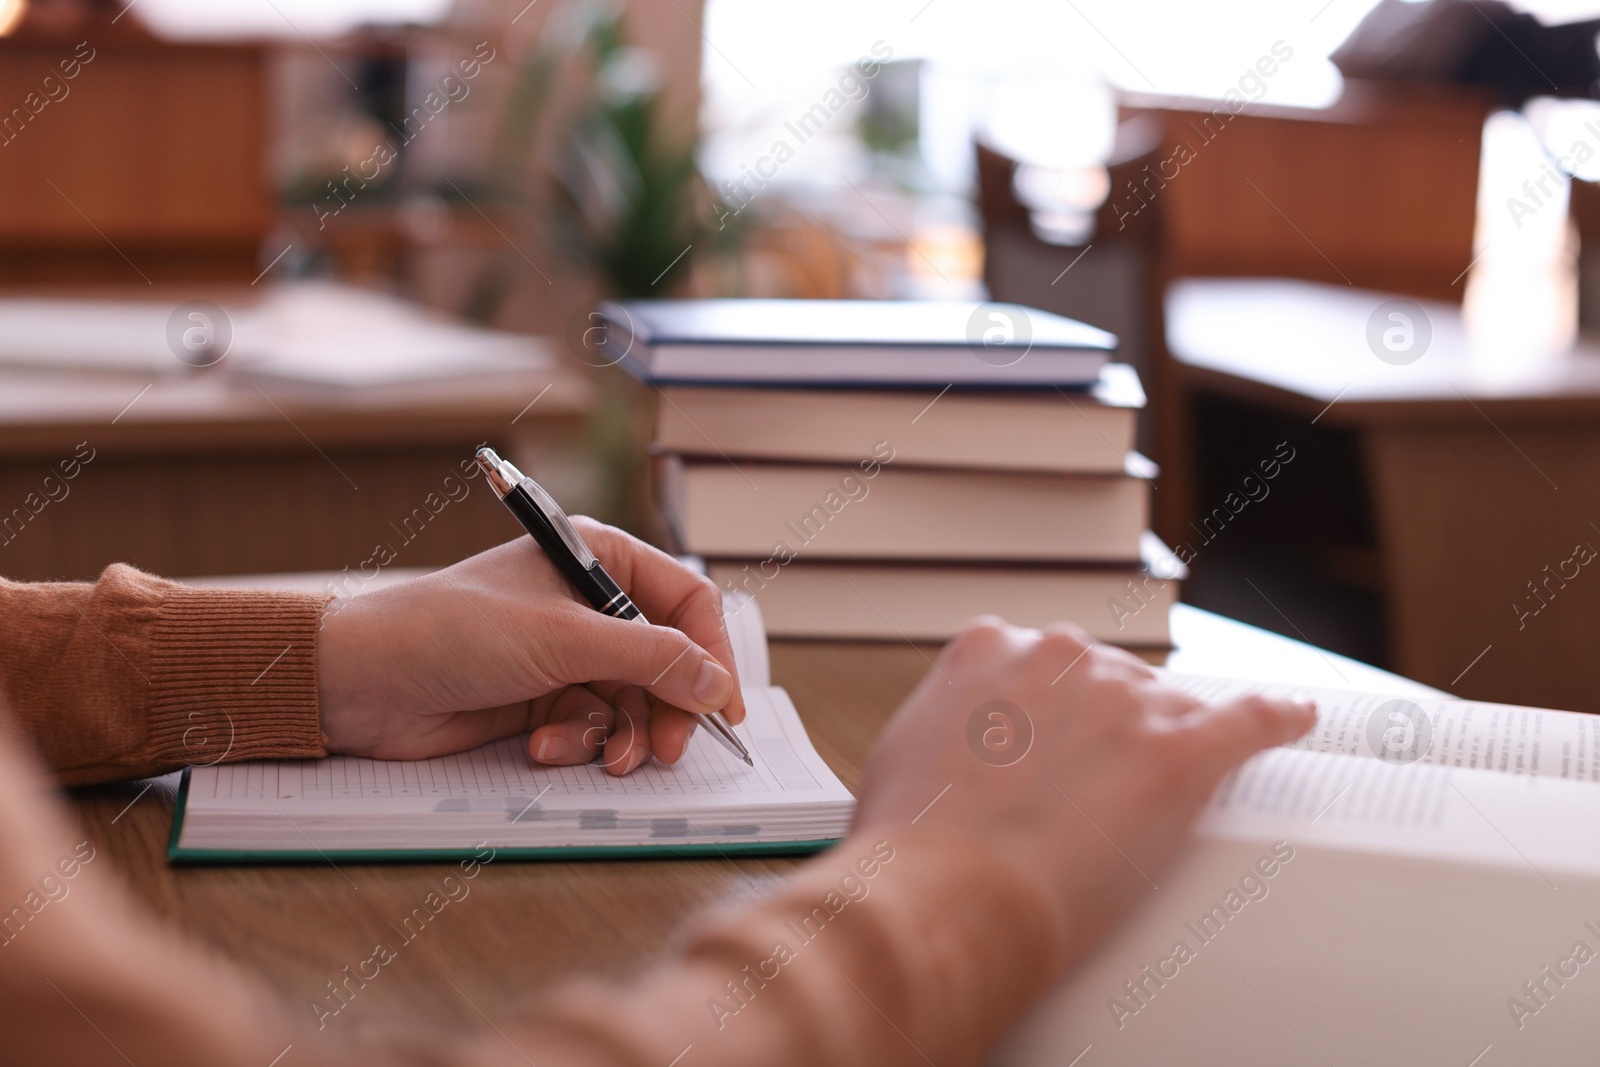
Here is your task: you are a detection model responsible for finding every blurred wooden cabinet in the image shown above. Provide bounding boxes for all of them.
[0,24,269,282]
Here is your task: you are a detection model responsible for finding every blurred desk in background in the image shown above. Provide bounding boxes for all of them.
[74,597,1432,1039]
[0,287,591,582]
[1162,277,1600,713]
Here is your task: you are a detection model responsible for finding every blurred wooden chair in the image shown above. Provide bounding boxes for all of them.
[1119,81,1489,303]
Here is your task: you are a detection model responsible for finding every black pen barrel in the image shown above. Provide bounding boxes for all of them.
[506,484,643,620]
[502,486,595,594]
[588,566,644,621]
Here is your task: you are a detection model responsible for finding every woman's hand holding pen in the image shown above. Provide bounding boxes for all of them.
[314,520,746,776]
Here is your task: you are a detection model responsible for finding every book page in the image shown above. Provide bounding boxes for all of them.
[1198,746,1600,875]
[1165,670,1600,782]
[722,590,770,689]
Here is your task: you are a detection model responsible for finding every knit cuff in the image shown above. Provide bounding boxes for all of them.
[146,584,331,768]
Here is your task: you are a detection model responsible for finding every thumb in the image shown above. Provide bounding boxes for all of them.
[546,610,736,715]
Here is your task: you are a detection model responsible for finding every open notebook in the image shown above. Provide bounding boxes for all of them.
[168,596,854,862]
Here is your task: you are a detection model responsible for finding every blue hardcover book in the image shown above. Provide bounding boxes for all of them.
[596,299,1115,388]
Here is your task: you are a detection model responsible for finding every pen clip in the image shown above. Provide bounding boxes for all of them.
[518,477,599,570]
[476,447,599,570]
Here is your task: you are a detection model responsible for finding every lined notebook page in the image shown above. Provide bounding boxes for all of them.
[186,686,843,815]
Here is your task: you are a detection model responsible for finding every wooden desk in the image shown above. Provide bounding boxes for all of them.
[1160,276,1600,713]
[69,599,1432,1041]
[0,286,590,582]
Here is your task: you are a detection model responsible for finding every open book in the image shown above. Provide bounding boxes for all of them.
[1000,672,1600,1065]
[168,596,854,862]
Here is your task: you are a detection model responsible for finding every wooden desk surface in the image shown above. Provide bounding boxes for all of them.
[1166,277,1600,424]
[68,602,1431,1041]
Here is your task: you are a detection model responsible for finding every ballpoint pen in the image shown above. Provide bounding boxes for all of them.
[474,446,754,767]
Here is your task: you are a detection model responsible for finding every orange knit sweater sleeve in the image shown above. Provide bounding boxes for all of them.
[457,827,1063,1067]
[0,564,328,784]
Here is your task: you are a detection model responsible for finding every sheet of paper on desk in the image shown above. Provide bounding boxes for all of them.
[0,299,179,374]
[0,285,548,388]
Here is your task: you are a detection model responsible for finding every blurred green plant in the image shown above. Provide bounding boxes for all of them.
[480,0,742,534]
[489,0,729,298]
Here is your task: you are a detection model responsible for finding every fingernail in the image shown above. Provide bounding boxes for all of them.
[535,735,570,762]
[693,659,733,707]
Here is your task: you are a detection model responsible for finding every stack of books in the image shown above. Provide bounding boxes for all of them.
[601,298,1180,649]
